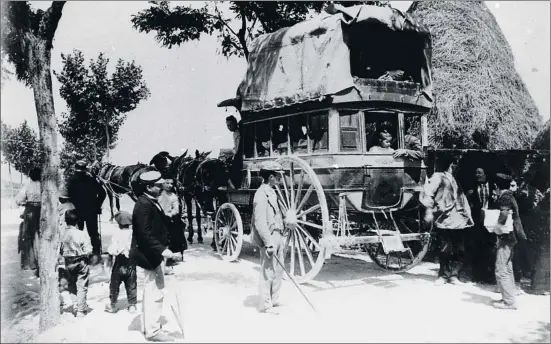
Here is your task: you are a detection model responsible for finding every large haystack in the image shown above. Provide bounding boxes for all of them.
[408,1,542,149]
[532,119,550,150]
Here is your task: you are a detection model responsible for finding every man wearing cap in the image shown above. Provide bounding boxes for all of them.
[130,170,175,342]
[58,183,75,229]
[67,160,107,259]
[492,173,527,310]
[250,161,287,314]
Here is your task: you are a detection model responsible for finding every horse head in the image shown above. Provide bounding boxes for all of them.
[194,158,227,213]
[150,151,176,177]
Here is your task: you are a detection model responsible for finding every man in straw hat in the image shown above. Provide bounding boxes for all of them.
[251,161,289,315]
[130,170,176,342]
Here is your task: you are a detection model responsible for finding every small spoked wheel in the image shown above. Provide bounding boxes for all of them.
[363,199,432,272]
[275,155,330,284]
[214,203,243,261]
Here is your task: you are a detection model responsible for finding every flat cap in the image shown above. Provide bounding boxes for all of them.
[114,211,132,226]
[260,161,284,173]
[496,173,512,181]
[139,170,165,185]
[75,160,88,171]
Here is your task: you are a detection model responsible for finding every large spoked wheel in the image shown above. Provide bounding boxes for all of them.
[275,155,330,284]
[363,196,432,272]
[214,203,244,261]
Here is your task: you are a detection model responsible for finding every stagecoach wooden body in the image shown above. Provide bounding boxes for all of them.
[212,4,435,283]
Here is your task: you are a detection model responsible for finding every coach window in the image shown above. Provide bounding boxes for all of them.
[309,112,329,153]
[272,117,289,156]
[339,110,361,152]
[365,112,399,153]
[403,114,422,148]
[255,120,271,157]
[242,123,255,158]
[289,114,308,154]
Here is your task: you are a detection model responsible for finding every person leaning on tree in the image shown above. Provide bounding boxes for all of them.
[129,170,176,342]
[67,160,107,262]
[15,167,42,276]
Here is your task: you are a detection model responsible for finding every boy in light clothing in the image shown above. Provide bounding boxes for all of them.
[104,211,137,313]
[59,209,93,317]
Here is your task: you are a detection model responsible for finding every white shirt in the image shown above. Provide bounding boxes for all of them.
[478,182,489,209]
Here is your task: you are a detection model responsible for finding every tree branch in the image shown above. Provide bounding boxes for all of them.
[211,5,238,38]
[236,3,249,59]
[39,1,66,44]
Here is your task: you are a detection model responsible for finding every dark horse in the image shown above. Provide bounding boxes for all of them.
[149,149,225,245]
[91,161,156,221]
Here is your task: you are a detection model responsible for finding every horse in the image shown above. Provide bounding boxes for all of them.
[149,149,221,245]
[92,161,156,221]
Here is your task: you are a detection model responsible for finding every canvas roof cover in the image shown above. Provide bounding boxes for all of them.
[233,4,433,113]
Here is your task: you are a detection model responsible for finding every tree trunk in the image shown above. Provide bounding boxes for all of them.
[29,37,61,332]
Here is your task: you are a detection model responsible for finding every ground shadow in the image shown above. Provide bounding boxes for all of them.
[509,321,550,343]
[243,294,259,309]
[460,291,495,307]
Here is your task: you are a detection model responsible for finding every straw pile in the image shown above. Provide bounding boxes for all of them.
[407,1,542,149]
[532,119,550,150]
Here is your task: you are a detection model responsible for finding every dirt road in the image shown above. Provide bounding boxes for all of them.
[1,205,549,343]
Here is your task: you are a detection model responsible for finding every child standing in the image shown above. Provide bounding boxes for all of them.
[105,211,137,313]
[59,209,93,317]
[158,178,187,275]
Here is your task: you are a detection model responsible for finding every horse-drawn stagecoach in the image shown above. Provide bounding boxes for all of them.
[209,4,435,283]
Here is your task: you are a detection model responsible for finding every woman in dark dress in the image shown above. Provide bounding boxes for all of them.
[15,168,42,274]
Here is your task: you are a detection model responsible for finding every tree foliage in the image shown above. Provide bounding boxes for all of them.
[54,49,150,168]
[0,120,44,175]
[131,1,389,59]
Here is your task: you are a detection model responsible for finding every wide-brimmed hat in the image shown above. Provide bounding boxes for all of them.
[139,170,165,185]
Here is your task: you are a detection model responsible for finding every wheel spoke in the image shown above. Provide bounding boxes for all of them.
[296,204,321,219]
[296,227,315,267]
[296,185,314,214]
[297,219,324,231]
[296,224,322,251]
[290,231,296,276]
[274,185,289,212]
[279,171,291,208]
[295,169,305,207]
[221,236,228,254]
[294,229,306,276]
[290,163,295,209]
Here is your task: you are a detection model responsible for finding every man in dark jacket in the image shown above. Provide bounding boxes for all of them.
[465,167,497,283]
[129,170,175,342]
[67,160,107,257]
[492,173,527,310]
